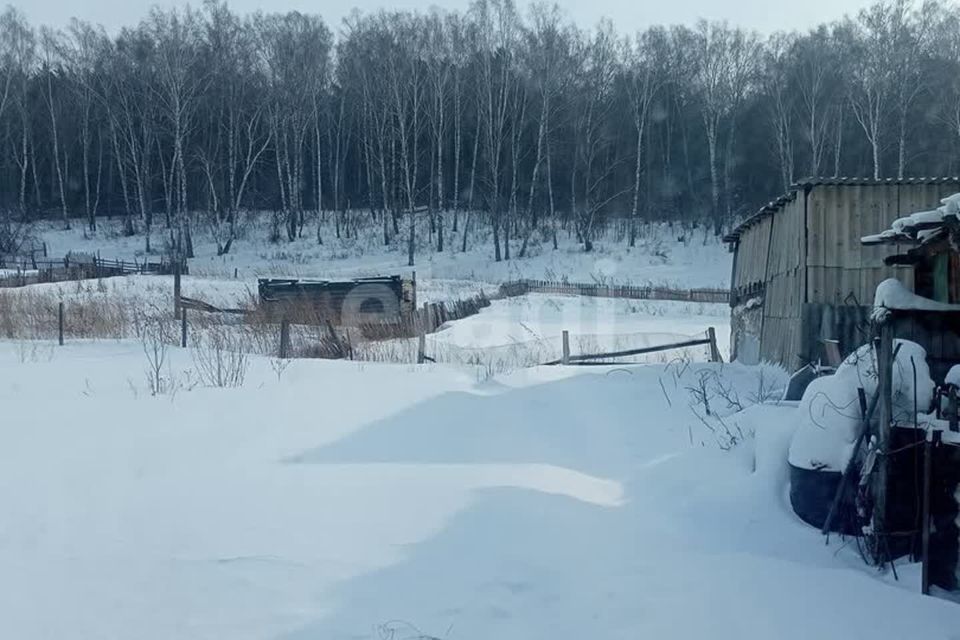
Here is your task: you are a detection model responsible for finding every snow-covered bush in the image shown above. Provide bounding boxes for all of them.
[788,339,934,471]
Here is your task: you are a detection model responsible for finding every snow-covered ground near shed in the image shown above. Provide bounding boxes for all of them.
[431,293,729,350]
[349,293,729,377]
[5,216,958,638]
[35,215,731,288]
[414,293,731,372]
[1,330,959,638]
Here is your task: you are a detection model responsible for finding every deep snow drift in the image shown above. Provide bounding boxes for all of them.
[0,340,957,639]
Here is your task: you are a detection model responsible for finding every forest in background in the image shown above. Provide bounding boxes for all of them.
[0,0,957,262]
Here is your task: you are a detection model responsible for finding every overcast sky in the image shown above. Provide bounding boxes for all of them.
[10,0,877,35]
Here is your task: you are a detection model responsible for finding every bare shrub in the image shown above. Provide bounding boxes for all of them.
[678,365,785,451]
[191,324,249,388]
[142,316,174,396]
[270,357,292,381]
[295,320,353,359]
[0,211,35,255]
[376,620,446,640]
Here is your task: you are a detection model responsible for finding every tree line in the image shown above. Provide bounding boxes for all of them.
[0,0,958,261]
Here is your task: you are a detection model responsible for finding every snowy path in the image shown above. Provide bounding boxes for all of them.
[0,341,957,639]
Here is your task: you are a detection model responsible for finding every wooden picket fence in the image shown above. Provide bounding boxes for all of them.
[496,279,730,304]
[0,255,179,288]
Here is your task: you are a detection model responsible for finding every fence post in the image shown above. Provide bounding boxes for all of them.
[562,330,570,365]
[921,429,936,595]
[414,271,419,307]
[173,255,182,318]
[874,321,895,567]
[707,327,722,363]
[58,302,64,346]
[417,331,426,364]
[279,316,291,359]
[181,307,188,348]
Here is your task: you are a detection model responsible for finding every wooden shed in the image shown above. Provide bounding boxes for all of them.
[725,177,960,371]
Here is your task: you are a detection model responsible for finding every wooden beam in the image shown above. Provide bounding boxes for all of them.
[874,322,895,566]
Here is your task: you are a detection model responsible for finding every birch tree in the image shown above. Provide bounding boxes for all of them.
[626,27,665,245]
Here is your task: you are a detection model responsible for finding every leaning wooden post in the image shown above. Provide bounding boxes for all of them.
[180,307,188,348]
[279,316,291,359]
[707,327,722,363]
[562,330,570,365]
[874,320,895,566]
[58,302,64,346]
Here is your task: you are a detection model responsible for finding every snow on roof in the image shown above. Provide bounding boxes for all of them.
[872,278,960,322]
[947,365,960,387]
[861,192,960,246]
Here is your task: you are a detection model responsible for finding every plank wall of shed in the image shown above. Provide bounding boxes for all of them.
[758,196,806,369]
[732,215,773,293]
[804,183,956,306]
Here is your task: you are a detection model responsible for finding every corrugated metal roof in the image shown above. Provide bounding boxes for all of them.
[792,176,960,188]
[725,176,960,243]
[724,191,797,242]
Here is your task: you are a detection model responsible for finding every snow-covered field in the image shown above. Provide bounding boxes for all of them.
[1,338,958,639]
[3,216,958,638]
[36,215,731,288]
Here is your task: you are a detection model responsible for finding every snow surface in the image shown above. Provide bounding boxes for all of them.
[352,293,729,376]
[4,217,958,637]
[36,216,731,289]
[427,293,729,357]
[789,339,934,471]
[0,339,958,638]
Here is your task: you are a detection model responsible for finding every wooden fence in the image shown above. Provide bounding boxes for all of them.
[496,279,730,304]
[543,327,722,366]
[0,256,179,288]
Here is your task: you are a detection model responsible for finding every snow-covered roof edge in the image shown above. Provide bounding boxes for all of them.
[861,192,960,247]
[871,278,960,323]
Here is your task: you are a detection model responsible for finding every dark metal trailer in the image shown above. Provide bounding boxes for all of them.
[257,275,415,326]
